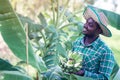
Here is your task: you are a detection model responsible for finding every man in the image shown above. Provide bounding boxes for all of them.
[72,6,115,80]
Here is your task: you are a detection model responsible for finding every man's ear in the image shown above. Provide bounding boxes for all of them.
[98,27,103,34]
[95,22,102,34]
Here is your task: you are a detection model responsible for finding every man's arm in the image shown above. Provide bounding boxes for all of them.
[84,53,115,80]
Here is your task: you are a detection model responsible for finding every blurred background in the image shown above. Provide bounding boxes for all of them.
[0,0,120,65]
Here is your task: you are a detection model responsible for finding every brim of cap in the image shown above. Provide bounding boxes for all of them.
[83,7,112,37]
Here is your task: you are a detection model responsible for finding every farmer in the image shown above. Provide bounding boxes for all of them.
[72,6,115,80]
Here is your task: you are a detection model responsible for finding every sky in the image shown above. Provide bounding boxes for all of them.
[94,0,120,14]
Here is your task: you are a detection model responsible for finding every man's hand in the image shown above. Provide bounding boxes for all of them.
[74,69,85,76]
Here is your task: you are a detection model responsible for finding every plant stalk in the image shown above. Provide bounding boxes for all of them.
[25,23,29,73]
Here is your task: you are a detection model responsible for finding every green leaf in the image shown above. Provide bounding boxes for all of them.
[0,0,47,72]
[64,40,72,50]
[0,59,32,80]
[113,69,120,80]
[43,54,58,69]
[0,71,32,80]
[0,58,18,71]
[36,56,47,72]
[42,66,63,80]
[56,43,67,58]
[45,24,56,33]
[18,14,44,32]
[110,62,119,80]
[38,13,47,27]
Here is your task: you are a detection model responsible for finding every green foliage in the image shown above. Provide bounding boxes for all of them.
[42,66,63,80]
[0,0,84,79]
[43,54,59,69]
[0,58,32,80]
[0,58,18,71]
[22,1,84,73]
[110,62,119,80]
[0,71,32,80]
[0,0,47,73]
[2,0,119,80]
[42,66,93,80]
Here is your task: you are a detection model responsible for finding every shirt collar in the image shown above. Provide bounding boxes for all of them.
[80,36,101,50]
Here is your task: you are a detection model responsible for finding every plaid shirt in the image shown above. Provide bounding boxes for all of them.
[72,36,115,80]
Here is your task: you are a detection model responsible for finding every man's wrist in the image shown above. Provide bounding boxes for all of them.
[80,69,85,76]
[75,69,85,76]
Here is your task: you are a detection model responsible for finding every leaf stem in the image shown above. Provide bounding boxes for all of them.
[25,23,29,74]
[39,30,47,51]
[52,0,55,24]
[55,0,59,28]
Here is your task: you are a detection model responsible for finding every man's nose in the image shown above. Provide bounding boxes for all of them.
[84,23,87,28]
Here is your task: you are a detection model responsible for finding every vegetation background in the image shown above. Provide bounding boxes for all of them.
[0,0,120,80]
[0,0,120,65]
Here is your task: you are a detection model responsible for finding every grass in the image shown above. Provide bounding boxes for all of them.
[101,26,120,66]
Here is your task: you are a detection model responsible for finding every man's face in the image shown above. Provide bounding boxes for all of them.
[82,17,100,37]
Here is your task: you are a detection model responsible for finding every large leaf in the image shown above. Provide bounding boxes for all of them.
[42,66,63,80]
[0,0,47,72]
[0,58,32,80]
[113,69,120,80]
[42,66,93,80]
[18,14,44,32]
[0,58,18,71]
[43,54,58,69]
[38,13,47,27]
[0,71,32,80]
[56,43,67,58]
[36,56,48,72]
[110,62,119,80]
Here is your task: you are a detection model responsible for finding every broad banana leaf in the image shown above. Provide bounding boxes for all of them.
[42,66,93,80]
[0,71,32,80]
[56,43,67,58]
[42,66,63,80]
[0,0,47,72]
[0,58,18,71]
[0,58,32,80]
[110,61,119,80]
[88,5,120,30]
[113,69,120,80]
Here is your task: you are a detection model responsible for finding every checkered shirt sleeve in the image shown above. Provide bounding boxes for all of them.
[84,52,115,80]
